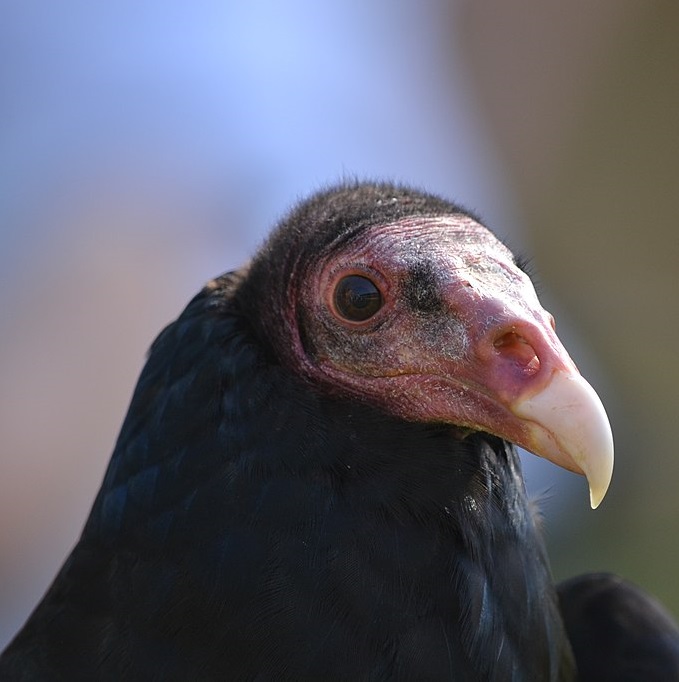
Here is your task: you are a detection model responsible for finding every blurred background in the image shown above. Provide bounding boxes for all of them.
[1,1,678,648]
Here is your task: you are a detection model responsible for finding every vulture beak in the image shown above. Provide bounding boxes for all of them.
[475,316,614,509]
[430,246,615,509]
[510,370,614,509]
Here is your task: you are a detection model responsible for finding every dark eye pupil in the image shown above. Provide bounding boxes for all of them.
[334,275,382,322]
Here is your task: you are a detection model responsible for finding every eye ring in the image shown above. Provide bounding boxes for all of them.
[333,275,383,322]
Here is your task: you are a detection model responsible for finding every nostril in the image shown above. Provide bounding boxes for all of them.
[494,331,541,376]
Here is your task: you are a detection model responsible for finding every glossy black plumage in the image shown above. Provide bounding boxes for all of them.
[1,182,677,680]
[558,573,679,681]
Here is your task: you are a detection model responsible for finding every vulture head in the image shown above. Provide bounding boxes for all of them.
[241,182,613,507]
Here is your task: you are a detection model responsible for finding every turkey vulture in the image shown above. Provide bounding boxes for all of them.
[1,181,677,680]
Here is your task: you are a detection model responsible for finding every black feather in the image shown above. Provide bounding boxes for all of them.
[558,573,679,681]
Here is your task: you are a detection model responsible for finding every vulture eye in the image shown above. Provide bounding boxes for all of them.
[333,275,383,322]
